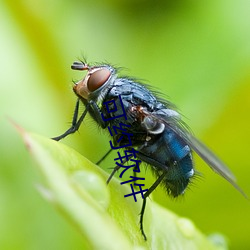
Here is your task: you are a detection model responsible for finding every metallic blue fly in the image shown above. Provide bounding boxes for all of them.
[52,60,246,240]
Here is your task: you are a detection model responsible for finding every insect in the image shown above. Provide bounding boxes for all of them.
[52,60,246,240]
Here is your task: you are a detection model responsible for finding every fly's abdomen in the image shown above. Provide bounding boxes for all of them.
[164,129,194,196]
[165,153,193,197]
[140,128,194,197]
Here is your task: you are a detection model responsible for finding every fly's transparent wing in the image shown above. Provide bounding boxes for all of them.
[185,133,236,181]
[169,123,247,198]
[148,110,247,198]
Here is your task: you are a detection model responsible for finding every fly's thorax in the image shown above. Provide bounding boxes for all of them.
[73,64,117,104]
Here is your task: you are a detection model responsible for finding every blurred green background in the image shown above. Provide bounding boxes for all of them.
[1,0,250,249]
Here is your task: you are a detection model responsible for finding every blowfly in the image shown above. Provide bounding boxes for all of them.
[52,60,246,240]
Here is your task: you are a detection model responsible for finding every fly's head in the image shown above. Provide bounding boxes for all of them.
[72,61,116,101]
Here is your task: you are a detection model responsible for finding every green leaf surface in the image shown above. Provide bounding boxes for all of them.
[19,128,226,250]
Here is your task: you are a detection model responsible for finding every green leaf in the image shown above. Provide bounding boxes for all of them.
[19,127,226,250]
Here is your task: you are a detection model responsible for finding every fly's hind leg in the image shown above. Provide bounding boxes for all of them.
[139,172,167,240]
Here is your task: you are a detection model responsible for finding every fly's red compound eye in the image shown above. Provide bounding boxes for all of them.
[87,68,111,92]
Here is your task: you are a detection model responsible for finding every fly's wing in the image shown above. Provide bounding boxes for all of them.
[181,131,248,198]
[151,110,247,198]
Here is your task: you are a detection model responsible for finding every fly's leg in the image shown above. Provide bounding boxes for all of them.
[107,153,134,184]
[107,160,139,184]
[135,149,169,240]
[107,158,129,184]
[140,172,167,240]
[52,99,89,141]
[52,99,108,141]
[96,148,113,165]
[107,165,122,184]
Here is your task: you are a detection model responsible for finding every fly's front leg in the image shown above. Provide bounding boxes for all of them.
[52,99,89,141]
